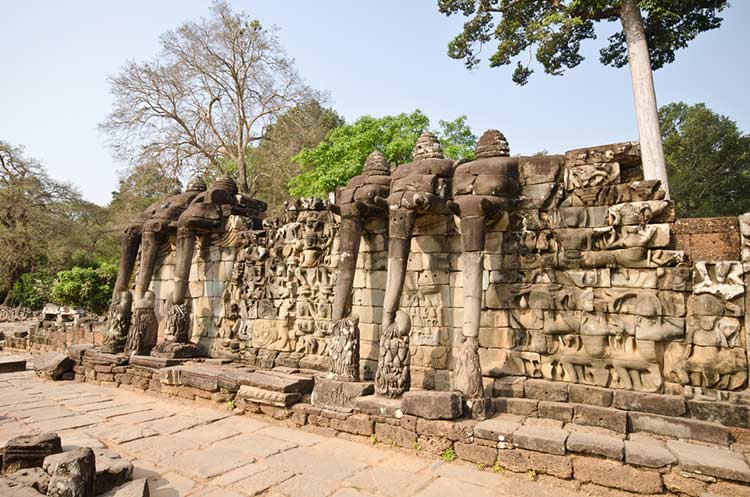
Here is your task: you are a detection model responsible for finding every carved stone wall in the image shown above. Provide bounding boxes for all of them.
[144,141,749,399]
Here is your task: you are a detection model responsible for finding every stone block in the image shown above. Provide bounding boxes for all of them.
[401,390,463,420]
[2,433,62,475]
[628,412,729,445]
[624,440,676,468]
[574,404,627,433]
[538,401,574,422]
[612,390,686,417]
[236,385,301,407]
[492,376,525,398]
[5,467,49,493]
[566,430,624,460]
[493,397,539,417]
[454,442,497,466]
[569,384,613,407]
[496,448,573,478]
[240,370,314,394]
[513,425,568,455]
[32,353,74,380]
[415,419,473,442]
[572,456,663,494]
[473,415,524,444]
[99,478,150,497]
[667,440,750,483]
[524,380,568,402]
[44,447,96,497]
[0,357,26,373]
[353,395,403,418]
[375,423,415,448]
[691,232,741,260]
[688,400,750,429]
[93,448,133,495]
[311,378,374,412]
[329,413,374,436]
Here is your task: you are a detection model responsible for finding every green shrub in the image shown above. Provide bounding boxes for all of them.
[50,262,117,314]
[8,271,54,309]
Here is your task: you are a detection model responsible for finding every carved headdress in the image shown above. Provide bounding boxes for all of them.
[475,129,510,158]
[412,131,444,161]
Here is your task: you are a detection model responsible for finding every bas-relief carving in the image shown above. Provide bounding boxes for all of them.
[327,316,360,382]
[375,310,411,397]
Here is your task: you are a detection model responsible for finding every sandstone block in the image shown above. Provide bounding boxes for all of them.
[496,448,573,478]
[402,390,463,420]
[236,385,301,407]
[569,384,613,407]
[473,415,523,444]
[566,431,624,460]
[311,378,374,412]
[513,425,568,455]
[624,440,676,468]
[0,357,26,373]
[688,400,750,429]
[538,401,574,422]
[574,404,627,433]
[93,448,133,495]
[612,390,686,417]
[494,397,539,417]
[2,433,62,475]
[492,376,525,398]
[100,478,149,497]
[329,413,373,436]
[454,442,497,466]
[667,440,750,483]
[44,447,96,497]
[353,395,403,418]
[33,353,74,380]
[5,467,49,494]
[416,419,473,442]
[524,379,569,402]
[572,456,663,494]
[375,423,415,448]
[628,412,729,445]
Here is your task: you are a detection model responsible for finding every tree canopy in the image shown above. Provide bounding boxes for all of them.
[287,111,477,198]
[437,0,728,85]
[660,102,750,218]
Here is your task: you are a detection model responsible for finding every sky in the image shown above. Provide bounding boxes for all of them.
[1,1,749,206]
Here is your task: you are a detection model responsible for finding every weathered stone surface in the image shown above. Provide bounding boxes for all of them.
[6,467,49,493]
[93,448,133,495]
[0,357,26,374]
[612,390,686,416]
[493,397,539,417]
[416,419,473,442]
[311,378,374,412]
[353,395,403,418]
[496,448,573,478]
[99,478,149,497]
[574,404,627,433]
[128,356,183,369]
[32,353,74,380]
[0,478,45,497]
[329,413,374,436]
[374,423,415,448]
[667,440,750,483]
[44,447,96,497]
[629,412,729,445]
[624,439,676,468]
[572,456,664,494]
[524,379,569,402]
[235,385,301,407]
[538,401,574,422]
[241,370,314,394]
[513,425,568,455]
[566,430,624,460]
[569,384,613,407]
[454,442,497,466]
[401,390,463,419]
[2,433,62,475]
[473,415,523,445]
[688,400,750,429]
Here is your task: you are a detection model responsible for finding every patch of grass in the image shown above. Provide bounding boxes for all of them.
[527,469,537,481]
[370,434,378,445]
[476,463,486,471]
[226,399,235,411]
[440,447,457,463]
[492,463,504,473]
[413,442,422,452]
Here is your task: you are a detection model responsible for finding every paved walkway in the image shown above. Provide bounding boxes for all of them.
[0,355,586,497]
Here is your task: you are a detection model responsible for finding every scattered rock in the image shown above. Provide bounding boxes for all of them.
[2,433,62,475]
[44,447,96,497]
[32,353,74,381]
[5,467,49,493]
[93,449,133,495]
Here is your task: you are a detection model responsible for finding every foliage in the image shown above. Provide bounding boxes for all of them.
[8,272,54,310]
[440,447,457,462]
[100,0,320,193]
[437,0,728,85]
[288,111,477,198]
[660,102,750,218]
[50,262,118,314]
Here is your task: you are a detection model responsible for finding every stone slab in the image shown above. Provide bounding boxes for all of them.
[667,440,750,483]
[311,377,374,412]
[401,390,463,419]
[353,396,403,418]
[566,430,623,460]
[236,385,301,407]
[629,412,730,445]
[513,425,568,455]
[128,356,185,369]
[100,478,149,497]
[32,353,74,381]
[239,370,314,394]
[624,440,676,468]
[82,350,128,367]
[473,415,523,445]
[0,357,26,374]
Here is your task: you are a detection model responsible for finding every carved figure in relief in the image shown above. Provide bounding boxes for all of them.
[607,200,668,226]
[101,290,132,354]
[327,316,360,381]
[125,290,158,356]
[375,310,411,398]
[693,261,744,300]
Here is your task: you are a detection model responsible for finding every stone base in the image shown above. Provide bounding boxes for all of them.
[150,342,202,359]
[353,395,403,418]
[128,355,185,369]
[0,357,26,374]
[84,350,129,366]
[402,390,464,419]
[311,377,375,413]
[236,385,301,407]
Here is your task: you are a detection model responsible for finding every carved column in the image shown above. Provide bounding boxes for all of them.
[451,130,518,417]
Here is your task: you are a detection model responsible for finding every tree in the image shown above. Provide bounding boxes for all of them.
[101,0,320,195]
[0,140,78,302]
[437,0,730,198]
[50,262,118,314]
[288,111,477,198]
[660,102,750,218]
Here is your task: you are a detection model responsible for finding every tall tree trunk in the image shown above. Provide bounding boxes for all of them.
[619,0,670,199]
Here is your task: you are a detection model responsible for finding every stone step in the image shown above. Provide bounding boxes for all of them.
[0,357,26,374]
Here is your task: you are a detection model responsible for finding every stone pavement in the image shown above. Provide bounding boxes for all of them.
[0,357,587,497]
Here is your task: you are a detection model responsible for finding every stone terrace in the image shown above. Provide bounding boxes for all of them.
[1,354,593,497]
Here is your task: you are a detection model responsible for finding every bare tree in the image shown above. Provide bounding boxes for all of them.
[101,1,320,194]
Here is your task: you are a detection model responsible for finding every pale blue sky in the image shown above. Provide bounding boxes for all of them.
[1,1,748,205]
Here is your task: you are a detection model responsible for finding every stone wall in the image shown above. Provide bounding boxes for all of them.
[142,140,750,403]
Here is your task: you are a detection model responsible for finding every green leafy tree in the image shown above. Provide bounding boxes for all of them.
[437,0,730,198]
[8,272,54,309]
[288,111,477,198]
[660,102,750,218]
[50,262,118,314]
